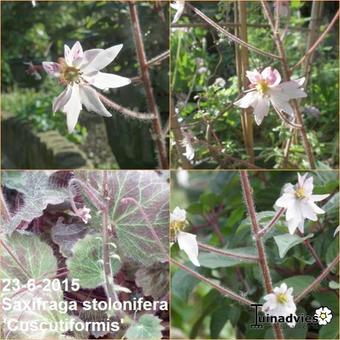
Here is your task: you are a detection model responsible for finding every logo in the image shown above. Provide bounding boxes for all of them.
[314,307,333,325]
[250,304,333,328]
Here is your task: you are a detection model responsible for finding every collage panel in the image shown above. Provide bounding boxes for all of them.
[1,170,169,339]
[170,170,339,339]
[1,1,169,170]
[170,1,339,170]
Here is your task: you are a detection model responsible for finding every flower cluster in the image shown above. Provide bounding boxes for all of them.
[43,41,130,133]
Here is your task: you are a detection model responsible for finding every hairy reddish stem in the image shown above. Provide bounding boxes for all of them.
[198,242,259,262]
[171,258,256,306]
[187,3,281,60]
[240,171,284,340]
[129,2,169,169]
[295,255,340,303]
[0,189,11,223]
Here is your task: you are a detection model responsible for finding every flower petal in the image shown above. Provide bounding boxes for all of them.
[171,1,185,23]
[253,96,270,125]
[234,91,258,109]
[261,67,281,86]
[64,44,72,66]
[70,41,84,66]
[80,49,103,69]
[275,193,295,208]
[82,44,123,73]
[246,70,262,84]
[79,85,112,117]
[62,84,82,133]
[311,194,330,202]
[88,72,131,90]
[52,85,72,112]
[177,231,200,266]
[42,62,61,77]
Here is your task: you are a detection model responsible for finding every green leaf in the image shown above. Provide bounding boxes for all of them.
[171,267,199,302]
[198,247,257,268]
[210,300,241,338]
[109,171,169,266]
[325,239,338,266]
[1,233,57,282]
[2,171,69,234]
[273,233,314,258]
[135,263,169,300]
[319,316,339,339]
[66,234,121,289]
[274,275,315,296]
[125,314,164,339]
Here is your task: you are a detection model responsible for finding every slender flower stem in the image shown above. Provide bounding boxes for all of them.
[240,171,284,340]
[120,197,167,257]
[129,2,169,169]
[258,208,285,237]
[295,255,340,303]
[187,3,281,60]
[198,242,259,261]
[101,171,123,319]
[147,50,170,67]
[297,230,325,272]
[97,92,155,120]
[0,189,11,222]
[170,258,255,306]
[69,178,106,211]
[1,240,31,279]
[261,0,316,169]
[293,9,339,69]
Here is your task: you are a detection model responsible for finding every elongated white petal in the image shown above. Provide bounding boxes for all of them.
[270,96,294,117]
[172,3,185,23]
[275,193,294,207]
[81,49,103,69]
[70,41,84,66]
[64,44,72,66]
[52,86,72,112]
[262,67,281,87]
[311,194,330,202]
[177,231,200,266]
[234,91,258,109]
[79,85,112,117]
[253,96,270,125]
[301,201,318,220]
[62,84,82,133]
[89,72,131,90]
[308,201,326,215]
[83,44,123,73]
[42,62,61,77]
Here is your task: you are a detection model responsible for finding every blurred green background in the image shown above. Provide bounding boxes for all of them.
[1,1,169,169]
[171,170,339,339]
[170,1,339,169]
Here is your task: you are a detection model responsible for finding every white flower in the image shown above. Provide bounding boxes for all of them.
[334,225,340,237]
[171,0,185,24]
[170,207,200,266]
[182,137,195,161]
[262,283,297,328]
[78,207,91,224]
[314,307,333,325]
[32,0,36,7]
[43,41,131,133]
[275,173,329,234]
[214,77,226,88]
[234,67,306,125]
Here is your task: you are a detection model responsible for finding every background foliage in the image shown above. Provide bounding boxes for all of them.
[170,1,339,169]
[171,170,339,339]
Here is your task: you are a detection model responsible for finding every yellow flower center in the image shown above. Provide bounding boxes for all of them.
[256,80,269,94]
[295,187,305,199]
[276,293,288,304]
[62,66,81,83]
[170,220,186,234]
[320,313,327,319]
